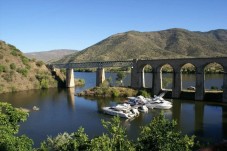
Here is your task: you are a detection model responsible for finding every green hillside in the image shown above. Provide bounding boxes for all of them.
[0,41,65,93]
[58,28,227,63]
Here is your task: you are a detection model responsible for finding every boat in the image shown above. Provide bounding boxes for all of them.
[126,95,148,106]
[32,106,40,111]
[102,106,139,119]
[115,103,131,111]
[146,100,172,109]
[137,105,149,113]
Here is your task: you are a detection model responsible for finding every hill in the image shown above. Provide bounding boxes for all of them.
[58,28,227,63]
[25,49,77,63]
[0,41,65,93]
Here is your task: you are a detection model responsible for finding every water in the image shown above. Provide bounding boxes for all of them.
[0,72,226,147]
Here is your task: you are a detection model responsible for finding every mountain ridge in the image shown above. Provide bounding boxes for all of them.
[57,28,227,63]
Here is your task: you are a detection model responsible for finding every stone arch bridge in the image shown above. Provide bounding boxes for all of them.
[52,57,227,102]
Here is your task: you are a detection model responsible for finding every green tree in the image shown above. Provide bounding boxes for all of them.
[137,112,195,151]
[98,116,135,151]
[0,102,33,151]
[40,127,89,151]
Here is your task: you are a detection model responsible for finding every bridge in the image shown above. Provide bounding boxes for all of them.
[51,57,227,102]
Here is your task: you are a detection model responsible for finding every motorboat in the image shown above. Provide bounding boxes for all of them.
[137,105,149,113]
[102,106,139,119]
[32,106,40,111]
[126,95,148,106]
[146,100,172,110]
[115,103,131,111]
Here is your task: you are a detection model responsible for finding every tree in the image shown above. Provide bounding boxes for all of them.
[0,102,33,151]
[137,111,195,151]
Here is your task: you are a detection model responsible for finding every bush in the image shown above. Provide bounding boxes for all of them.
[16,68,28,77]
[137,112,195,151]
[0,102,33,150]
[10,63,16,70]
[36,61,44,67]
[112,89,120,97]
[137,90,151,98]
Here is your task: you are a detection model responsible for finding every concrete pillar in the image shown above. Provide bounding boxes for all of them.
[195,68,205,100]
[172,70,182,98]
[96,67,105,86]
[131,59,140,88]
[152,68,162,95]
[142,69,145,88]
[66,68,75,87]
[222,67,227,102]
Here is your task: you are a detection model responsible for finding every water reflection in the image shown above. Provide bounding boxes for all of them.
[67,88,75,110]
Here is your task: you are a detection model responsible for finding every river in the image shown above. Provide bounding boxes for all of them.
[0,72,226,147]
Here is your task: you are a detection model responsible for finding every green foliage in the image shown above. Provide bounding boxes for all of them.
[112,89,120,97]
[40,127,89,151]
[0,65,6,73]
[99,116,135,151]
[36,61,45,67]
[210,86,219,90]
[137,112,195,151]
[36,73,50,89]
[0,102,33,151]
[116,71,126,81]
[16,68,28,77]
[10,63,16,70]
[137,90,151,98]
[100,80,110,88]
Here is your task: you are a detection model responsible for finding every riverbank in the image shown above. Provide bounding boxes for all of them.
[76,86,137,97]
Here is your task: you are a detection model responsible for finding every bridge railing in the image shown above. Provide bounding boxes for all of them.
[51,60,133,69]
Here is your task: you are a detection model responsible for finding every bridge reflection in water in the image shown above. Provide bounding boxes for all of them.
[52,57,227,102]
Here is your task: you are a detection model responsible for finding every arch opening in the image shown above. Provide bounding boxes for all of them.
[204,62,224,92]
[161,64,173,90]
[142,64,153,88]
[181,63,196,91]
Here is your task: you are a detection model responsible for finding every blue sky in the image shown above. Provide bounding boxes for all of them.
[0,0,227,53]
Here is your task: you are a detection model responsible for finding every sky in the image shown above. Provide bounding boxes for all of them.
[0,0,227,53]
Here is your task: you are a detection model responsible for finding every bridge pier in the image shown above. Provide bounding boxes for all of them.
[96,67,105,86]
[66,68,75,87]
[131,59,141,89]
[223,69,227,102]
[172,71,182,98]
[152,69,162,95]
[195,69,205,101]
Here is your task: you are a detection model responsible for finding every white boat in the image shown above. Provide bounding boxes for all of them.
[115,103,131,111]
[32,106,39,111]
[102,107,139,119]
[137,105,149,113]
[126,95,148,106]
[146,100,172,109]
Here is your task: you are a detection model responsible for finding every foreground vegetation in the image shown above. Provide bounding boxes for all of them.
[0,102,197,151]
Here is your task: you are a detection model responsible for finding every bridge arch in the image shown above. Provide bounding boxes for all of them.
[181,63,196,91]
[204,62,224,92]
[142,64,153,88]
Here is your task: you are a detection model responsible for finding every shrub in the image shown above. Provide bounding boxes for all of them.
[137,89,151,98]
[0,102,33,150]
[10,63,16,70]
[16,68,28,77]
[137,112,195,151]
[0,65,5,73]
[36,61,44,67]
[112,89,120,97]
